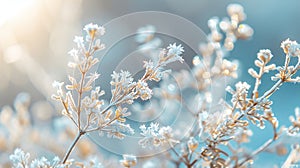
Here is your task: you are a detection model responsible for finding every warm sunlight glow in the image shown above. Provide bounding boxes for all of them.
[0,0,36,26]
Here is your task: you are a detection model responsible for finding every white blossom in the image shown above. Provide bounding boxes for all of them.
[281,38,300,56]
[139,122,176,148]
[73,36,84,48]
[166,43,184,63]
[84,23,105,38]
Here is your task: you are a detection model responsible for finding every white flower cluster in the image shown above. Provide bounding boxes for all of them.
[281,38,300,57]
[226,81,250,105]
[139,122,177,148]
[289,107,300,135]
[110,43,184,105]
[10,148,70,168]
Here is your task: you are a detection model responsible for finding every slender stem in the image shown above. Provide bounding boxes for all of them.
[76,37,95,130]
[168,141,189,166]
[83,112,93,131]
[100,103,114,115]
[238,120,278,167]
[238,138,274,167]
[62,131,85,164]
[77,71,86,130]
[61,99,78,128]
[252,62,265,99]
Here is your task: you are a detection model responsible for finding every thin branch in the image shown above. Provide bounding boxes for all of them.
[238,120,278,167]
[168,141,189,166]
[62,131,85,164]
[61,99,78,128]
[85,117,118,133]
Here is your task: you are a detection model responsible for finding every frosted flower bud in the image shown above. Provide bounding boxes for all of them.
[120,154,137,167]
[219,18,231,32]
[211,31,223,42]
[199,43,214,57]
[248,68,259,78]
[236,24,254,39]
[227,4,246,21]
[73,36,84,48]
[167,43,184,57]
[257,49,273,63]
[192,56,201,66]
[52,80,64,98]
[187,137,198,152]
[281,38,300,57]
[208,17,219,29]
[158,126,173,139]
[68,48,79,57]
[224,37,234,50]
[83,23,105,39]
[235,81,250,95]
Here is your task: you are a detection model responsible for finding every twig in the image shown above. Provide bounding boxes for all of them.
[62,131,86,164]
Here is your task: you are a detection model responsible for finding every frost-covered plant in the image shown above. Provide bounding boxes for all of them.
[10,148,72,168]
[50,23,184,165]
[132,4,300,168]
[3,3,300,168]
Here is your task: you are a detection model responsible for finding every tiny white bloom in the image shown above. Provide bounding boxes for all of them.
[73,36,84,48]
[167,43,184,56]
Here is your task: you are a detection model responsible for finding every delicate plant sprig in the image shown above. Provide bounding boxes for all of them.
[207,38,300,167]
[51,22,184,164]
[4,3,300,168]
[134,4,254,168]
[9,148,72,168]
[288,107,300,135]
[134,5,300,168]
[138,122,178,148]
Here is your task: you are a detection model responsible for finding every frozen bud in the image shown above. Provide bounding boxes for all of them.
[73,36,84,48]
[281,38,300,57]
[264,64,276,72]
[257,49,273,63]
[159,126,173,139]
[120,154,137,167]
[219,18,231,32]
[136,80,153,100]
[199,43,214,57]
[83,23,105,39]
[227,4,246,21]
[68,48,79,57]
[208,17,219,29]
[192,56,201,66]
[235,81,250,93]
[225,86,235,94]
[52,81,64,98]
[167,43,184,57]
[248,68,259,78]
[224,37,234,50]
[236,24,253,39]
[211,31,223,42]
[187,137,198,152]
[94,39,106,51]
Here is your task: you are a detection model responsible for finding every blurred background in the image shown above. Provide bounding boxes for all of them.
[0,0,299,166]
